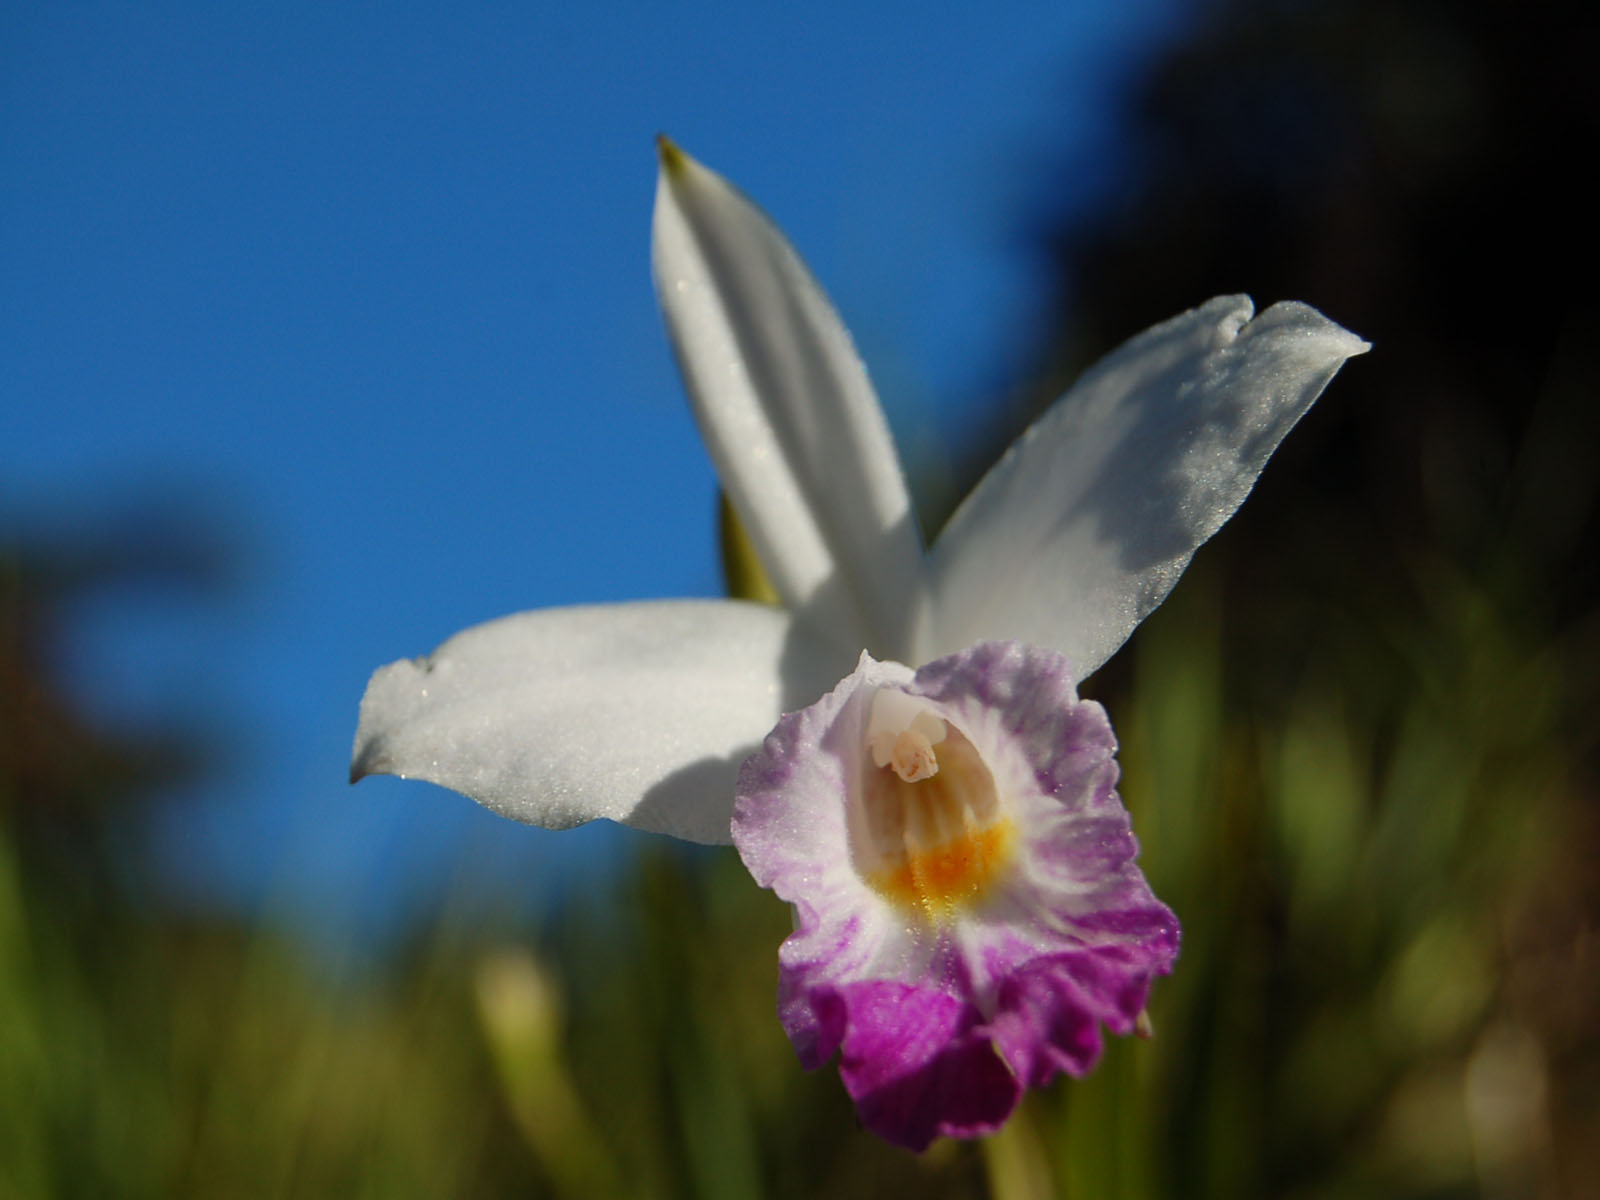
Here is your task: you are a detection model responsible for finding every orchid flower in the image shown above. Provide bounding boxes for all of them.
[351,140,1367,1149]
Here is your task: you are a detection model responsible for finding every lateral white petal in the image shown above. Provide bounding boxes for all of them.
[921,297,1368,673]
[350,600,846,845]
[652,142,923,660]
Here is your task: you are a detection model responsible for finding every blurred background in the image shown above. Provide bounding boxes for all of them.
[2,0,1594,1196]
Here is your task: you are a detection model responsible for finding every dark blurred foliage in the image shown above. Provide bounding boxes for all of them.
[991,0,1600,643]
[1,508,227,962]
[2,507,225,826]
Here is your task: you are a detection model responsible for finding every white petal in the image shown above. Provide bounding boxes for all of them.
[652,141,923,660]
[920,297,1368,673]
[350,600,847,844]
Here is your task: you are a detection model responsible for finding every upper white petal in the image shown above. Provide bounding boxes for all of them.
[652,142,924,660]
[919,296,1368,673]
[350,600,847,844]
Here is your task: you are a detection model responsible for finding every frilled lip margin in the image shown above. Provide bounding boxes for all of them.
[733,642,1180,1151]
[792,946,1171,1150]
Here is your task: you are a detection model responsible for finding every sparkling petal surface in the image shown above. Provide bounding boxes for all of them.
[352,600,845,844]
[733,642,1178,1148]
[919,296,1369,673]
[652,142,924,660]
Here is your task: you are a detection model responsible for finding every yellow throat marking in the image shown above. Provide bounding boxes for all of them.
[858,717,1015,921]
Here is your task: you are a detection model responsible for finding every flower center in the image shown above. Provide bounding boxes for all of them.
[852,690,1015,922]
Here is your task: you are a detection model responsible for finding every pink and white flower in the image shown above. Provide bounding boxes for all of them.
[351,140,1365,1146]
[735,642,1177,1148]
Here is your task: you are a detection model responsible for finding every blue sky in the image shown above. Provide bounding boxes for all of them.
[2,2,1175,949]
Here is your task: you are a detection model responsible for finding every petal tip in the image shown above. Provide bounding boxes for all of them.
[349,716,397,785]
[656,133,689,179]
[1251,299,1372,362]
[348,654,426,786]
[347,744,380,785]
